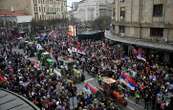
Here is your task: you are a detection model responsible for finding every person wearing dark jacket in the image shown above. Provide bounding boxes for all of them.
[166,97,173,110]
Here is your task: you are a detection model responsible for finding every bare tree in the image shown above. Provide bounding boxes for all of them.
[91,16,111,31]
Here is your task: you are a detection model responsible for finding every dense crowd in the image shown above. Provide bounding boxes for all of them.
[79,40,173,110]
[0,28,173,110]
[50,34,173,110]
[0,35,120,110]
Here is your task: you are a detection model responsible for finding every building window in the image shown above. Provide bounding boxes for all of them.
[33,0,37,4]
[120,0,125,2]
[42,15,44,20]
[39,7,41,12]
[119,26,125,33]
[112,24,115,30]
[153,4,163,17]
[113,8,115,17]
[150,28,163,37]
[120,7,125,20]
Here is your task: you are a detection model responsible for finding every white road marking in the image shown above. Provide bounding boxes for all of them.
[127,106,135,110]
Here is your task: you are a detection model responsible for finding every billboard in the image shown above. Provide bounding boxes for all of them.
[67,25,76,37]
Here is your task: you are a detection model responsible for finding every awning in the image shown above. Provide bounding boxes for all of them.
[105,31,173,51]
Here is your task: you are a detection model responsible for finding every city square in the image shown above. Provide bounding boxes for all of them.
[0,0,173,110]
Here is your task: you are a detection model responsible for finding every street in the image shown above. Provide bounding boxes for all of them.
[76,72,145,110]
[0,0,173,110]
[12,45,145,110]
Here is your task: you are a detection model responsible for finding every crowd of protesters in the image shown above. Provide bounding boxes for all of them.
[0,27,173,110]
[0,33,120,110]
[75,40,173,110]
[78,40,173,110]
[49,33,173,110]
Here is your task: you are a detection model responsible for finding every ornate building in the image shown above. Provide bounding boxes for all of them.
[111,0,173,42]
[105,0,173,64]
[0,0,67,21]
[71,0,113,22]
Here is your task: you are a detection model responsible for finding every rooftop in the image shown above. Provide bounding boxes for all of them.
[0,89,40,110]
[0,9,30,16]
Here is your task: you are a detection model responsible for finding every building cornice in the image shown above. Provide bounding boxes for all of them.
[105,30,173,51]
[112,20,173,28]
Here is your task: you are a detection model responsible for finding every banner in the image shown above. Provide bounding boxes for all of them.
[68,47,85,55]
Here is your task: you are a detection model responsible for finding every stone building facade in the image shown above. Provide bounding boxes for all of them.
[111,0,173,42]
[0,0,34,16]
[71,0,113,22]
[0,0,67,21]
[33,0,67,21]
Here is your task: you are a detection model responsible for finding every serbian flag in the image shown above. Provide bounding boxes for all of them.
[84,83,98,94]
[119,78,135,91]
[121,72,138,90]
